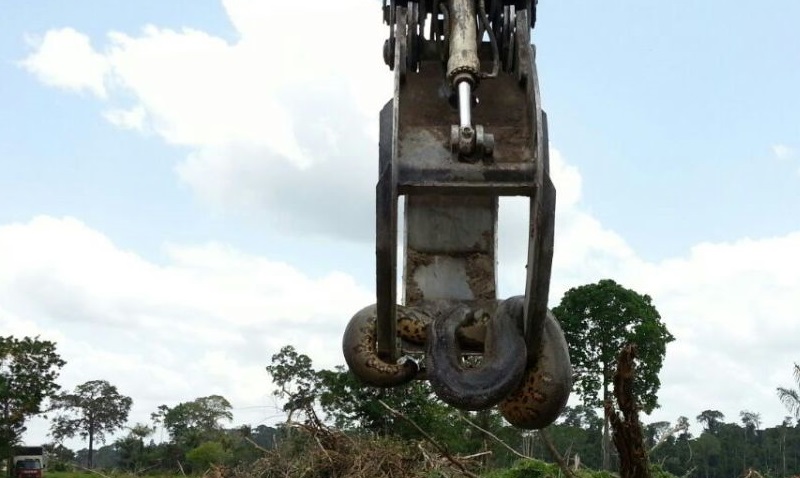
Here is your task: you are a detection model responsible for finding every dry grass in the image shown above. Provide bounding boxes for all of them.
[219,419,484,478]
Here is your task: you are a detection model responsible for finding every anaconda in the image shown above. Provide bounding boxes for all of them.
[425,297,527,410]
[499,309,572,428]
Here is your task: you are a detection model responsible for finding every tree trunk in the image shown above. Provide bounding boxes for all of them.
[88,422,94,469]
[602,365,611,470]
[782,432,786,477]
[606,344,650,478]
[4,397,12,478]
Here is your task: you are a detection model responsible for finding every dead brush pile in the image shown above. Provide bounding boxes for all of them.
[221,417,483,478]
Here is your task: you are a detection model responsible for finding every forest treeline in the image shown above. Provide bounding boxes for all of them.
[4,280,800,477]
[47,348,800,478]
[53,396,800,478]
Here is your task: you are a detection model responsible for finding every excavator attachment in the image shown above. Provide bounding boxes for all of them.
[343,0,572,427]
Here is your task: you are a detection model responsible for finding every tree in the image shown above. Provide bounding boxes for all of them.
[740,410,761,434]
[42,442,75,471]
[115,423,154,472]
[265,345,319,422]
[553,279,674,469]
[50,379,133,468]
[693,433,722,478]
[559,405,603,430]
[316,365,468,446]
[152,395,233,447]
[645,421,671,449]
[777,363,800,419]
[738,410,761,470]
[0,336,65,464]
[265,344,516,462]
[648,416,690,463]
[185,441,228,472]
[696,410,725,434]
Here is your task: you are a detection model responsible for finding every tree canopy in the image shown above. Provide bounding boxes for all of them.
[0,336,65,460]
[553,279,674,468]
[265,345,318,422]
[553,279,674,412]
[152,395,233,447]
[50,379,133,468]
[697,409,726,434]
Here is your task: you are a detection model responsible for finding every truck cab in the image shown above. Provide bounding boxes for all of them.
[13,458,42,478]
[12,446,44,478]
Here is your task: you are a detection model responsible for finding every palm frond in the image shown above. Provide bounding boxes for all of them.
[777,387,800,418]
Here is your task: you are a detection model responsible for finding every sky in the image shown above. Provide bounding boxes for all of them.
[1,0,799,450]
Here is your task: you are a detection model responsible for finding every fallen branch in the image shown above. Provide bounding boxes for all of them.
[74,465,113,478]
[680,466,696,478]
[462,451,493,460]
[378,399,480,478]
[540,428,579,478]
[459,413,528,460]
[245,436,271,454]
[312,434,334,464]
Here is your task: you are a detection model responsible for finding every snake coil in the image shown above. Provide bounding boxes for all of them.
[499,309,572,428]
[425,297,527,410]
[342,304,429,387]
[343,299,571,428]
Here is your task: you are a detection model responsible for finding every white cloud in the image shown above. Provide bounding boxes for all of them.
[20,28,109,98]
[21,1,390,240]
[497,150,800,430]
[0,216,372,446]
[772,144,795,161]
[620,233,800,428]
[103,105,148,131]
[498,148,637,299]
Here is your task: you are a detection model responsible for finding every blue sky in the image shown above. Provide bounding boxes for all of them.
[1,0,799,450]
[535,1,800,259]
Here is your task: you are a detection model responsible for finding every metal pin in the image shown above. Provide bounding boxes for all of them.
[458,81,472,128]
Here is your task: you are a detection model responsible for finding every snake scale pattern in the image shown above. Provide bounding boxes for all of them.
[342,298,572,428]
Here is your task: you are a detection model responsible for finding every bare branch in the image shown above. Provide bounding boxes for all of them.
[540,428,579,478]
[649,419,689,454]
[459,413,528,460]
[378,399,480,478]
[74,465,112,478]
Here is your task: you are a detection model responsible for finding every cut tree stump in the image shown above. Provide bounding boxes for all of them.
[605,344,651,478]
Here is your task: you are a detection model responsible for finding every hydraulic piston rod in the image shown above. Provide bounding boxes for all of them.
[458,81,472,128]
[447,0,493,160]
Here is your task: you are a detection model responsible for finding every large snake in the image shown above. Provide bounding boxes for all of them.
[499,308,572,428]
[342,304,429,387]
[425,298,527,410]
[342,300,571,428]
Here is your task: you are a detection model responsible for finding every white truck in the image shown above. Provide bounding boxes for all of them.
[12,446,44,478]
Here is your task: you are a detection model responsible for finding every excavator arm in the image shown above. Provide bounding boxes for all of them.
[342,0,572,428]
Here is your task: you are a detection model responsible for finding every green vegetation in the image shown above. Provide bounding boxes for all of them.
[777,363,800,419]
[554,279,674,469]
[50,380,133,469]
[5,280,800,477]
[0,336,65,465]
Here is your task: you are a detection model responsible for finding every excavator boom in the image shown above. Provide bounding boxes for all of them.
[343,0,572,427]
